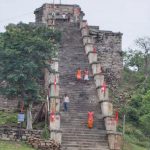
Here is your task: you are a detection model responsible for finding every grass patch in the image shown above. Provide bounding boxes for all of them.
[0,111,17,125]
[123,134,150,150]
[123,143,147,150]
[0,140,35,150]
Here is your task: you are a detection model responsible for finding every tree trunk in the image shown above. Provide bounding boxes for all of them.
[26,103,33,130]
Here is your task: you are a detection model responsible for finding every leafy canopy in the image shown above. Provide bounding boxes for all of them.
[0,23,61,105]
[120,37,150,137]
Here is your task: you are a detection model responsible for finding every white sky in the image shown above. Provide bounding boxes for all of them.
[0,0,150,50]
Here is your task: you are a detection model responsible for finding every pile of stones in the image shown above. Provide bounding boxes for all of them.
[27,137,60,150]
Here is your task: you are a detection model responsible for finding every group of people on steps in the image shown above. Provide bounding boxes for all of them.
[62,67,94,128]
[63,68,90,110]
[76,67,89,81]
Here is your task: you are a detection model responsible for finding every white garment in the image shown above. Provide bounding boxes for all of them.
[62,14,66,19]
[64,96,70,103]
[84,75,89,80]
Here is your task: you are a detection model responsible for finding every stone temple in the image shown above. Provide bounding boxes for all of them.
[0,3,123,150]
[34,3,123,80]
[34,3,123,149]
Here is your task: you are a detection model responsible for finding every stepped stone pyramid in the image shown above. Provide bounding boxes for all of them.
[35,3,123,150]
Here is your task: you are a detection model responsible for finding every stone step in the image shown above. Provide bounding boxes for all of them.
[61,134,107,139]
[61,142,108,147]
[61,132,106,136]
[61,146,109,150]
[61,148,109,150]
[58,23,109,149]
[61,142,109,149]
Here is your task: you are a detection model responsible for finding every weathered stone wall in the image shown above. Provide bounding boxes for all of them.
[89,28,123,80]
[34,4,123,80]
[0,127,60,150]
[34,3,84,25]
[0,127,42,141]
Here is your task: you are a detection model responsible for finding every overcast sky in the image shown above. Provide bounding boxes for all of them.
[0,0,150,50]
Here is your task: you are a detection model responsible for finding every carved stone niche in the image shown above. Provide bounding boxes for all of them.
[51,59,59,72]
[97,86,109,101]
[91,62,102,75]
[50,114,60,130]
[94,74,104,88]
[50,131,62,144]
[49,84,59,97]
[81,27,89,37]
[88,52,97,64]
[50,98,60,113]
[80,20,87,29]
[100,100,113,117]
[82,36,94,46]
[85,43,94,55]
[107,132,123,150]
[49,73,59,84]
[104,116,116,132]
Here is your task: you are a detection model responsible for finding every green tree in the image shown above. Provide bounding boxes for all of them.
[135,37,150,79]
[0,23,61,129]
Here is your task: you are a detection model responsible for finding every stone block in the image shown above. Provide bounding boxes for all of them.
[97,87,109,101]
[50,114,60,130]
[40,141,45,146]
[50,131,62,144]
[22,135,27,140]
[49,84,59,97]
[88,52,97,64]
[104,116,116,131]
[49,73,59,84]
[82,36,94,45]
[107,132,123,150]
[94,74,104,88]
[85,43,94,55]
[92,63,102,75]
[2,134,9,140]
[100,101,113,117]
[81,27,89,37]
[50,98,60,112]
[9,134,15,140]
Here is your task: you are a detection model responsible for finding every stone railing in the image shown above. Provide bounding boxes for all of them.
[80,20,123,150]
[44,58,62,144]
[0,127,60,150]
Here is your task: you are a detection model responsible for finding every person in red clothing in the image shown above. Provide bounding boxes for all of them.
[88,111,94,128]
[76,68,82,80]
[84,68,89,81]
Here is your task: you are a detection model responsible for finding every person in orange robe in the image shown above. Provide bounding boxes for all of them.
[88,112,94,128]
[76,68,82,80]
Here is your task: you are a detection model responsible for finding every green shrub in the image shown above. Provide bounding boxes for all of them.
[41,125,50,140]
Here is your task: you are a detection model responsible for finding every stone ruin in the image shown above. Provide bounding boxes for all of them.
[34,3,123,80]
[0,3,124,150]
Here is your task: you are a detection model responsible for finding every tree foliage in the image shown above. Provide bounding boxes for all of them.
[120,37,150,138]
[0,23,60,106]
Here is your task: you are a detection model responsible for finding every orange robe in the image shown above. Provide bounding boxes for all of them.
[76,70,82,80]
[88,112,94,128]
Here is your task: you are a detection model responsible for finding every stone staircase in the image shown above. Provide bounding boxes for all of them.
[58,22,110,150]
